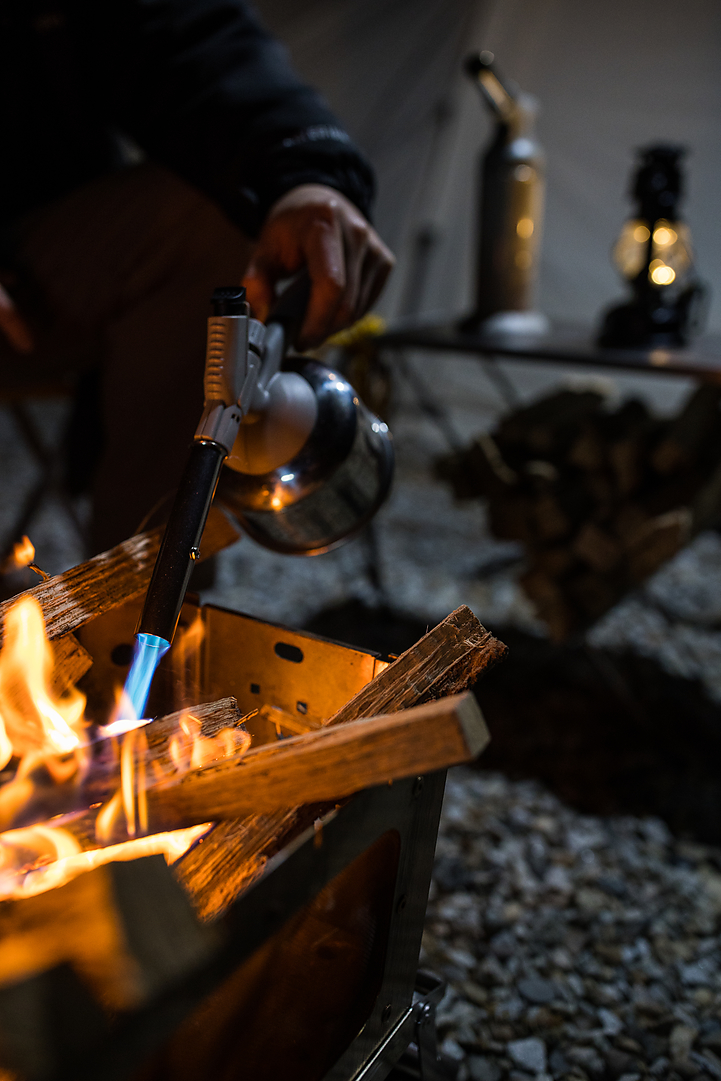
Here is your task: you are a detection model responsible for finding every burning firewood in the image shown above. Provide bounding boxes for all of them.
[0,504,239,647]
[131,692,488,833]
[0,696,248,835]
[437,384,721,640]
[0,688,487,844]
[0,571,502,868]
[51,633,93,693]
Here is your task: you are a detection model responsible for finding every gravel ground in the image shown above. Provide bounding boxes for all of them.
[423,768,721,1081]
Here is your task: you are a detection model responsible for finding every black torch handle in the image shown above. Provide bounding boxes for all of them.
[138,439,226,643]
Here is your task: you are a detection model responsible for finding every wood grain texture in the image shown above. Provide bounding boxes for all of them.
[51,633,93,693]
[175,607,505,919]
[86,696,244,817]
[0,506,239,645]
[0,697,244,834]
[143,697,244,762]
[147,693,488,830]
[326,605,507,726]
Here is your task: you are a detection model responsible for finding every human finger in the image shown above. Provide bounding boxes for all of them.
[0,284,33,354]
[355,241,395,319]
[297,217,346,348]
[241,255,278,325]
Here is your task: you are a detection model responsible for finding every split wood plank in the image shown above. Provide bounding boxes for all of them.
[0,697,244,834]
[175,605,505,919]
[147,693,488,831]
[82,696,246,817]
[326,604,507,726]
[143,696,245,753]
[0,505,239,645]
[51,633,93,693]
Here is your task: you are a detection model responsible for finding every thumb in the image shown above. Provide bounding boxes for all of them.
[241,259,277,325]
[0,285,34,354]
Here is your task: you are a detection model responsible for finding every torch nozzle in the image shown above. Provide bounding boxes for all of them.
[125,633,170,718]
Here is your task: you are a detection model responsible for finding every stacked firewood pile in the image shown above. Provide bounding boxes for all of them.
[438,384,721,640]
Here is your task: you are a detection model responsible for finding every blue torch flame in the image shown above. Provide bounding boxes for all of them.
[102,633,170,737]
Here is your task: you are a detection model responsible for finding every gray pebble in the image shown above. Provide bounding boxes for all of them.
[598,1007,624,1035]
[518,976,557,1004]
[508,1037,547,1074]
[440,1036,465,1063]
[549,1049,570,1077]
[427,770,721,1081]
[468,1056,503,1081]
[566,1046,606,1078]
[670,1025,698,1063]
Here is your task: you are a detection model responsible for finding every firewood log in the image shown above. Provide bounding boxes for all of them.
[519,569,576,643]
[625,508,691,582]
[488,494,534,543]
[51,633,93,694]
[651,385,721,474]
[566,569,625,620]
[175,605,506,920]
[497,389,604,457]
[0,506,239,646]
[572,522,622,574]
[327,605,505,726]
[693,460,721,533]
[568,424,606,472]
[608,436,644,497]
[435,434,518,501]
[532,545,574,578]
[0,697,244,833]
[531,492,570,542]
[143,693,488,832]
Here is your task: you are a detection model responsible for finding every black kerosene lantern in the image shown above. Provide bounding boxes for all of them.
[598,144,707,348]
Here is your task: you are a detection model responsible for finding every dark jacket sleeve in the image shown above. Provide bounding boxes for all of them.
[76,0,375,236]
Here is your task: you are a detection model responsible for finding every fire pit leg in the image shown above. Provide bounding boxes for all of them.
[369,971,458,1081]
[413,972,457,1081]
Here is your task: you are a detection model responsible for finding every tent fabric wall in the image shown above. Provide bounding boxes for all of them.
[254,0,721,331]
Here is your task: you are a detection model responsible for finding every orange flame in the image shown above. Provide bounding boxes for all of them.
[0,821,211,900]
[169,712,251,775]
[0,595,250,899]
[9,535,35,570]
[0,596,85,769]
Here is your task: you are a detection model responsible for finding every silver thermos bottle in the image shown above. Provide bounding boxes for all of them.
[464,51,548,336]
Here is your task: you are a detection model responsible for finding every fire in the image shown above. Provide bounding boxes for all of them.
[0,821,211,900]
[0,596,85,769]
[169,712,250,773]
[2,535,48,581]
[0,595,250,900]
[8,535,34,570]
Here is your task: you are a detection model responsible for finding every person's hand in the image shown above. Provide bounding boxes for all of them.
[0,280,33,354]
[242,184,394,349]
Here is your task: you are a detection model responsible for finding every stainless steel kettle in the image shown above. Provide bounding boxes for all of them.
[217,353,394,555]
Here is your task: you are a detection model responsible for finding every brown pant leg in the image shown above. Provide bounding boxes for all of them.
[11,163,254,551]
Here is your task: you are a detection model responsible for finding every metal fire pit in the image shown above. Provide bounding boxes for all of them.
[0,601,452,1081]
